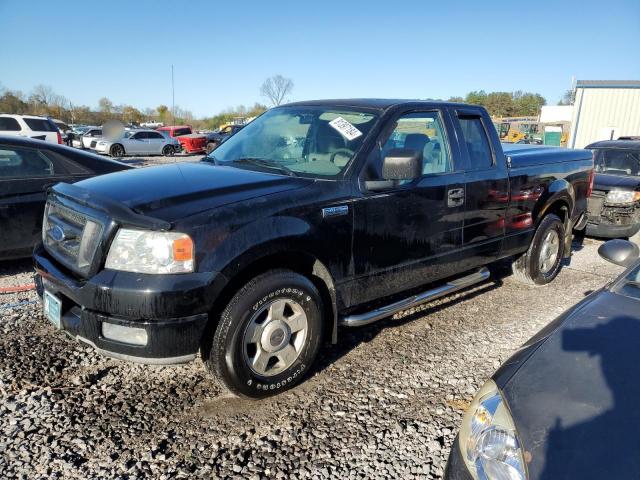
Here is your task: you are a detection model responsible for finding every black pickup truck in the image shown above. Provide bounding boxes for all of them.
[34,100,593,398]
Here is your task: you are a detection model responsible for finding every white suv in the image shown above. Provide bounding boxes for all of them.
[0,114,62,144]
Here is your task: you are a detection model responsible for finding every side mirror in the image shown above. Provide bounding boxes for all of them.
[382,148,422,181]
[598,239,640,267]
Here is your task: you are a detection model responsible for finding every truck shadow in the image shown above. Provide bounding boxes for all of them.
[310,265,510,379]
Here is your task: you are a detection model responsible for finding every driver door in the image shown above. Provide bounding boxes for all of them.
[349,109,466,306]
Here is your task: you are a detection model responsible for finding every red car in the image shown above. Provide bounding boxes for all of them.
[156,125,207,154]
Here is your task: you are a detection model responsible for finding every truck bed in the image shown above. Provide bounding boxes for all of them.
[502,143,592,168]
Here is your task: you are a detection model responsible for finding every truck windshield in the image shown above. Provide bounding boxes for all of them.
[594,148,640,177]
[206,106,379,178]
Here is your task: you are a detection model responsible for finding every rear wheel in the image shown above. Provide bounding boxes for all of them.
[162,145,175,156]
[512,213,565,285]
[204,269,323,398]
[110,144,125,157]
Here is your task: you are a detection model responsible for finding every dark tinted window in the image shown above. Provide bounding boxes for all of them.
[24,118,57,132]
[0,146,55,178]
[173,128,191,136]
[131,132,146,139]
[458,117,493,169]
[148,132,164,139]
[0,117,21,131]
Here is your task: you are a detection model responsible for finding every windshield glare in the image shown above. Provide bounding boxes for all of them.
[208,106,379,178]
[594,148,640,176]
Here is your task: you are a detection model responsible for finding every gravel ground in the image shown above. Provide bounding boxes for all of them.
[0,236,629,479]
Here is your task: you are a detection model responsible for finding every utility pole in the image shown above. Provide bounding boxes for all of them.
[171,64,175,126]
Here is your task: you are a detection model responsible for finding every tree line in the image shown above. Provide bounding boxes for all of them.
[0,84,269,130]
[447,90,546,117]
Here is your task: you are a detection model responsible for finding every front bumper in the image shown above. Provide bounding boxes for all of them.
[34,244,227,364]
[444,436,473,480]
[586,221,640,238]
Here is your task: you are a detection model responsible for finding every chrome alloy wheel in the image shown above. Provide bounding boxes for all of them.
[242,298,308,377]
[539,229,560,274]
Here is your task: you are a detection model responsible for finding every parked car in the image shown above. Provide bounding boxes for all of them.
[585,139,640,238]
[205,124,244,153]
[0,114,62,145]
[33,99,593,398]
[157,125,207,154]
[0,136,131,260]
[140,121,164,128]
[94,129,179,157]
[445,239,640,480]
[80,128,103,149]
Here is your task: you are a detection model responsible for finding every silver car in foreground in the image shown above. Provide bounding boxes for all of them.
[94,130,180,157]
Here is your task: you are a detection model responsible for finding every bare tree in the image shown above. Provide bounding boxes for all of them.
[260,75,293,106]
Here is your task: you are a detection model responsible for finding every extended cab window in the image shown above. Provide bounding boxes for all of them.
[174,128,191,136]
[209,106,378,178]
[0,146,54,178]
[458,116,493,169]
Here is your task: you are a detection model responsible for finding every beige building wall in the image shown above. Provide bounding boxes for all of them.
[569,85,640,148]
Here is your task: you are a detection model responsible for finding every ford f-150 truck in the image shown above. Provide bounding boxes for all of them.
[34,99,593,398]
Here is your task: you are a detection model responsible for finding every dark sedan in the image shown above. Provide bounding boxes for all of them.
[0,136,131,260]
[446,239,640,480]
[585,140,640,238]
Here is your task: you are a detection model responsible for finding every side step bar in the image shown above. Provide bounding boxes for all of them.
[339,267,490,328]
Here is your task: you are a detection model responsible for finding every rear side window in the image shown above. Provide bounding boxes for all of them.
[0,117,21,131]
[173,128,191,136]
[23,118,58,132]
[148,132,164,139]
[0,146,55,178]
[458,116,493,169]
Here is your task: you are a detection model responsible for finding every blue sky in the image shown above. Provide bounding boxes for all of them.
[1,0,638,118]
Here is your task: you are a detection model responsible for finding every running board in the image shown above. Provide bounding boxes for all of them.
[339,267,490,328]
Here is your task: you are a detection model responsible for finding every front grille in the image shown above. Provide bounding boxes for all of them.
[43,201,104,277]
[587,191,605,221]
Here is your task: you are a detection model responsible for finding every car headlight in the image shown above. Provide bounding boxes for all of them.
[105,228,194,274]
[459,380,527,480]
[605,190,640,205]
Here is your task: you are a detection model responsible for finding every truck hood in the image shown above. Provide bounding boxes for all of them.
[593,173,640,192]
[74,162,312,221]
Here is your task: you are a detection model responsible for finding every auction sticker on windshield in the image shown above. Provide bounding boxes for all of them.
[329,117,363,141]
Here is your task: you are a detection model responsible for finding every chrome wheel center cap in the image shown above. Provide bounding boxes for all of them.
[261,320,290,353]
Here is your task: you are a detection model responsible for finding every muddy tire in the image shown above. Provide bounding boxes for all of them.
[512,213,565,286]
[204,269,323,398]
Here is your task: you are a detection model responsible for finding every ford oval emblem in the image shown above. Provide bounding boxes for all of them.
[50,225,66,242]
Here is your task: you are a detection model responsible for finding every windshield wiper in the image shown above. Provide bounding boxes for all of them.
[231,158,297,177]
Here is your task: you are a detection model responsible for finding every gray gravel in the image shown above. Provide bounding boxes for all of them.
[0,236,627,479]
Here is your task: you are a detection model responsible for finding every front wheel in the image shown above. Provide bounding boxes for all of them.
[512,213,565,285]
[204,270,323,398]
[110,144,125,157]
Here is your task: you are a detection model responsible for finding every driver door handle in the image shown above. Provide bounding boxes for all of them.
[448,188,465,207]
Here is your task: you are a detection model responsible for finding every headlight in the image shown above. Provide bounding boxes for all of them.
[459,380,527,480]
[605,190,640,204]
[105,229,194,274]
